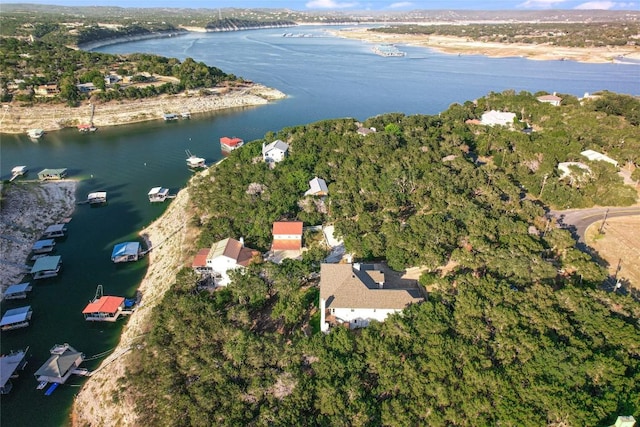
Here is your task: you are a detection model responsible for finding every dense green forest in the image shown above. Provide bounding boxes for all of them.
[371,22,640,48]
[0,38,240,105]
[124,91,640,426]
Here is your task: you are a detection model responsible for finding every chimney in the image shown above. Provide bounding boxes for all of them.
[239,237,244,246]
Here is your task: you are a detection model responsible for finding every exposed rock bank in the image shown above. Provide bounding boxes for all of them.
[0,84,286,135]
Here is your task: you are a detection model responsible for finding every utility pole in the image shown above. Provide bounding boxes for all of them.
[598,209,609,234]
[539,173,548,198]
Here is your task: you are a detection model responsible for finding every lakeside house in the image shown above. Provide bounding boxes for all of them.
[30,255,62,279]
[111,242,142,263]
[202,237,260,286]
[34,84,59,98]
[537,93,562,106]
[0,306,33,331]
[2,282,33,300]
[262,140,289,163]
[480,110,517,127]
[34,343,84,386]
[0,349,29,394]
[37,168,67,181]
[580,149,619,168]
[304,177,329,197]
[319,263,424,332]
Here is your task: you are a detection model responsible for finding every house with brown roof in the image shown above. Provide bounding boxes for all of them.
[205,238,259,286]
[319,263,423,332]
[271,221,303,252]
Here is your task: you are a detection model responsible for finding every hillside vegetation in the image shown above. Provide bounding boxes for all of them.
[122,91,640,426]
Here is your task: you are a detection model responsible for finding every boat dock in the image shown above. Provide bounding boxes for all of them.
[10,166,27,182]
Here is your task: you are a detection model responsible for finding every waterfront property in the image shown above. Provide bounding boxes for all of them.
[77,124,97,132]
[372,44,406,57]
[34,343,85,386]
[2,282,33,300]
[480,110,517,127]
[87,191,107,204]
[111,241,142,263]
[37,168,67,181]
[319,263,424,332]
[305,177,329,196]
[0,306,33,331]
[148,187,170,202]
[220,136,244,152]
[30,255,62,279]
[262,140,289,163]
[0,348,29,394]
[203,237,260,286]
[42,223,68,238]
[537,93,562,106]
[82,296,126,322]
[163,113,178,121]
[31,239,56,254]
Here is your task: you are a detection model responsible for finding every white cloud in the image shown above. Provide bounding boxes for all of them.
[305,0,359,8]
[388,1,414,8]
[574,1,626,8]
[517,0,567,8]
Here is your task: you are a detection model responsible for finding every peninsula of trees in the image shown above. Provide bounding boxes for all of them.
[113,90,640,427]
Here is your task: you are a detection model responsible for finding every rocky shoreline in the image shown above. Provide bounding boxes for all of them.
[0,180,76,291]
[0,84,286,135]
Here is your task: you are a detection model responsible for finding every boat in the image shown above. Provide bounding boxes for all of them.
[10,165,27,181]
[148,187,171,202]
[42,223,68,238]
[87,191,107,205]
[31,239,56,254]
[1,348,29,394]
[163,113,178,121]
[27,129,45,139]
[0,305,33,331]
[372,44,406,57]
[186,150,206,169]
[181,111,191,119]
[77,124,97,133]
[220,137,244,152]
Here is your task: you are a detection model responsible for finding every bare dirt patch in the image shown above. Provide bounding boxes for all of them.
[585,216,640,290]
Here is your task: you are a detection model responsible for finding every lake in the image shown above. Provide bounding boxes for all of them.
[0,25,637,426]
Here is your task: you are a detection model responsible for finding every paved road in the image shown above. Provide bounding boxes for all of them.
[549,206,640,243]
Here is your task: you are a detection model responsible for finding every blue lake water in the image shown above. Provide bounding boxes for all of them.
[0,25,638,426]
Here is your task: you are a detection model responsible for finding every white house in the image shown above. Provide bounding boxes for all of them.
[205,238,259,286]
[304,177,328,196]
[319,263,423,332]
[262,140,289,163]
[557,162,591,180]
[537,93,562,106]
[580,149,619,168]
[480,110,517,127]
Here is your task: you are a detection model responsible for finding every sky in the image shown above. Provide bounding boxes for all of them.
[4,0,638,11]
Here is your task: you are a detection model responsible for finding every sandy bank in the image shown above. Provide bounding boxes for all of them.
[332,28,640,64]
[0,84,286,135]
[0,180,76,290]
[72,171,202,426]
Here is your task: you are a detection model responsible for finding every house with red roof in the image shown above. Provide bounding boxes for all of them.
[205,238,260,286]
[537,93,562,106]
[220,137,244,152]
[82,296,125,322]
[271,221,303,252]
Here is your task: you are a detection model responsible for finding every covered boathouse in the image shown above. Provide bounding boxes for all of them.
[0,306,33,331]
[111,242,141,263]
[30,255,62,279]
[82,296,125,321]
[42,223,68,239]
[34,343,84,386]
[0,349,29,394]
[37,168,67,181]
[2,282,33,300]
